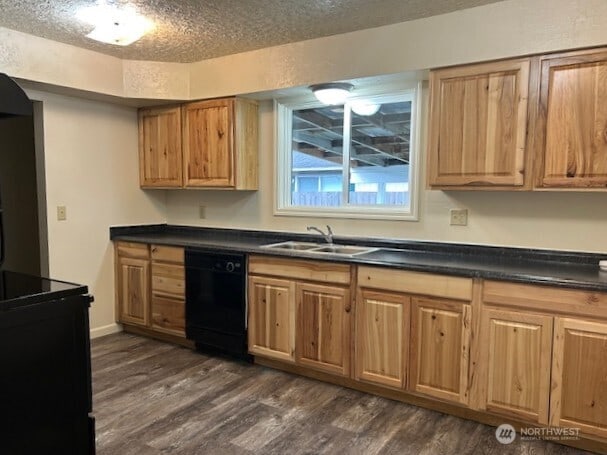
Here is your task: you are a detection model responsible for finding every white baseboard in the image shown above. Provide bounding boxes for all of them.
[90,323,122,339]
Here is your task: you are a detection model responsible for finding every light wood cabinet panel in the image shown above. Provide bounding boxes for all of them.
[536,49,607,188]
[138,106,183,188]
[182,97,258,189]
[410,298,471,404]
[151,296,185,336]
[248,276,296,362]
[295,283,351,376]
[151,244,184,263]
[151,263,185,299]
[357,266,472,301]
[250,255,351,285]
[550,318,607,438]
[428,59,530,189]
[150,246,185,337]
[355,289,410,389]
[116,256,150,327]
[481,308,553,424]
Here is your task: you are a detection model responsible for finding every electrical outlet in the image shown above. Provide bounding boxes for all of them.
[57,205,67,221]
[199,205,206,219]
[450,208,468,226]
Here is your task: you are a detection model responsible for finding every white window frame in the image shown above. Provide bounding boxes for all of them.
[274,82,421,221]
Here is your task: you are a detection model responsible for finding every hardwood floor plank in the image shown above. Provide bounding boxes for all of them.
[92,334,591,455]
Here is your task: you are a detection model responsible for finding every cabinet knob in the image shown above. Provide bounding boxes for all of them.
[345,303,351,313]
[151,247,157,252]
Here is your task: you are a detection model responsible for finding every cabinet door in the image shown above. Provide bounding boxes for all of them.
[410,298,471,404]
[248,276,295,362]
[117,256,150,327]
[550,318,607,438]
[427,59,530,188]
[183,98,235,187]
[138,106,183,188]
[355,290,409,388]
[295,283,351,376]
[537,50,607,188]
[481,308,552,424]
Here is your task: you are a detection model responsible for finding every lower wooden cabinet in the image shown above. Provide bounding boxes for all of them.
[116,255,149,326]
[550,318,607,438]
[481,308,553,424]
[296,283,351,376]
[247,276,296,362]
[150,246,186,336]
[115,242,187,341]
[355,290,410,389]
[409,297,471,404]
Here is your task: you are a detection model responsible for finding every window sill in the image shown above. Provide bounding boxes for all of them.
[274,206,419,221]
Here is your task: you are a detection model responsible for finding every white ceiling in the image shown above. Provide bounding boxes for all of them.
[0,0,506,63]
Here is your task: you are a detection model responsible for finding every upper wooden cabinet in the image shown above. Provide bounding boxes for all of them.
[427,59,531,189]
[535,48,607,189]
[138,106,183,188]
[138,97,258,190]
[183,98,258,189]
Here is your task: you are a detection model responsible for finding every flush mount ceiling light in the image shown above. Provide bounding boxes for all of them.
[351,100,381,116]
[76,2,153,46]
[310,82,353,105]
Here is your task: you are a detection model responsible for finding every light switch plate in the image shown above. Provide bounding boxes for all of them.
[450,208,468,226]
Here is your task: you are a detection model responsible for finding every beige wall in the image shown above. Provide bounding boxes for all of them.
[26,90,166,336]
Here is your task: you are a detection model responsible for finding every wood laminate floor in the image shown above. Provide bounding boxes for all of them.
[92,333,589,455]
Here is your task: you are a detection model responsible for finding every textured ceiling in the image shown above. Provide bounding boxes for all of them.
[0,0,506,63]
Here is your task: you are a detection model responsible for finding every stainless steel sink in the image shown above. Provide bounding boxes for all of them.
[261,241,322,251]
[261,241,377,256]
[311,245,375,255]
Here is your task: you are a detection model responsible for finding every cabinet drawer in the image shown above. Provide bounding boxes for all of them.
[249,255,351,285]
[151,263,185,298]
[115,242,149,259]
[482,280,607,319]
[151,245,184,264]
[151,296,185,336]
[358,266,472,301]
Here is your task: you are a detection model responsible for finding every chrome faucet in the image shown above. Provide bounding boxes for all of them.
[307,225,334,244]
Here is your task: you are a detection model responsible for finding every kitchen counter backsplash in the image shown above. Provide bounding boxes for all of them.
[110,224,607,292]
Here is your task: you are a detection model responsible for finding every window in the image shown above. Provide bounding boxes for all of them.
[276,86,421,220]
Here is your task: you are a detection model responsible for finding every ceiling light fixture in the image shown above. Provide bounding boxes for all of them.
[351,101,381,116]
[310,82,353,105]
[76,2,153,46]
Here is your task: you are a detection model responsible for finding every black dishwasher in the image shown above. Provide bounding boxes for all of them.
[185,248,248,359]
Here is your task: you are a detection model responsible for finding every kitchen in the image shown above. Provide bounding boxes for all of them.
[1,0,607,453]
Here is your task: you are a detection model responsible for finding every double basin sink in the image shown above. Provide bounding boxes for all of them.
[261,241,377,257]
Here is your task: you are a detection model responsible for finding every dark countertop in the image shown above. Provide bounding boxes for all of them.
[110,224,607,292]
[0,270,89,310]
